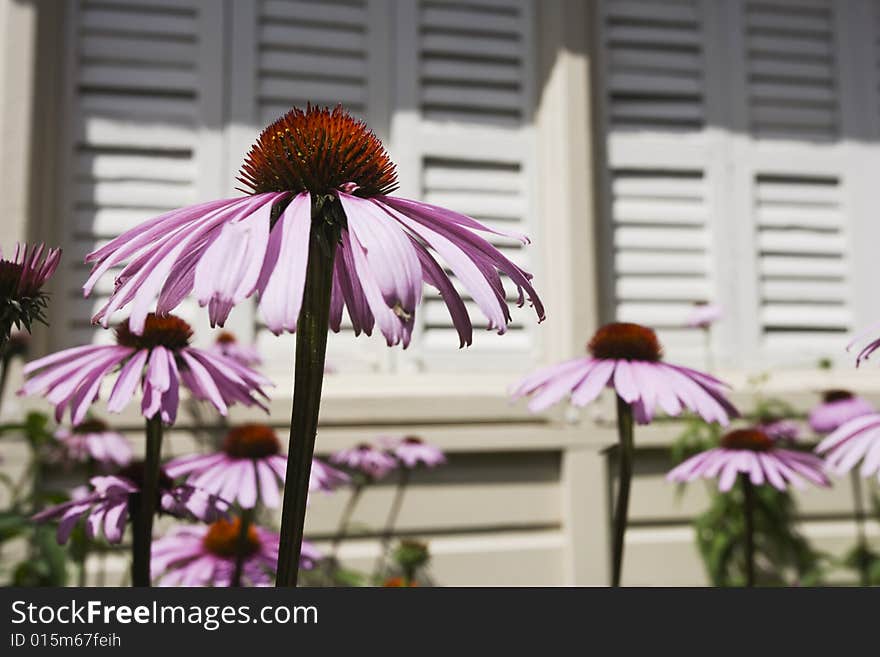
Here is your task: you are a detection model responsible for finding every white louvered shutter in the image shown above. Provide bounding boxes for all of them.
[598,0,872,369]
[731,0,855,366]
[392,0,542,373]
[598,0,716,367]
[57,0,224,348]
[225,0,396,378]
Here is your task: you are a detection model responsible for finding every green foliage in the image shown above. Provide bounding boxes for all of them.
[694,483,826,586]
[671,394,827,587]
[11,526,68,587]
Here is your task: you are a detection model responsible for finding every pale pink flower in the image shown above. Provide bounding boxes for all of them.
[20,313,270,425]
[808,390,875,435]
[685,303,722,329]
[815,413,880,479]
[165,424,348,508]
[210,331,261,368]
[511,322,738,425]
[0,242,61,336]
[383,436,446,468]
[54,418,132,467]
[33,464,228,545]
[151,519,320,587]
[668,428,830,491]
[82,106,543,348]
[331,443,398,480]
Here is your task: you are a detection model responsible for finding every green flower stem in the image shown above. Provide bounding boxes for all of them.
[611,395,634,587]
[276,225,336,587]
[742,474,755,588]
[374,468,410,577]
[850,471,869,587]
[231,507,255,587]
[131,414,163,587]
[0,350,12,417]
[331,482,365,558]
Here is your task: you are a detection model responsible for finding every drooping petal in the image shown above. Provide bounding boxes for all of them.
[339,192,422,315]
[256,192,312,334]
[193,196,273,326]
[107,349,149,413]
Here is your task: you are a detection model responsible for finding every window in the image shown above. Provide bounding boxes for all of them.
[596,0,880,370]
[55,0,543,383]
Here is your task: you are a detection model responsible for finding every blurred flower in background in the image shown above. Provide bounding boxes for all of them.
[686,302,722,329]
[668,428,829,491]
[0,243,61,347]
[33,464,229,545]
[815,413,880,479]
[385,435,446,469]
[151,518,319,587]
[166,423,347,508]
[53,418,132,468]
[20,313,271,424]
[808,390,875,435]
[209,331,261,368]
[511,321,737,425]
[331,443,398,480]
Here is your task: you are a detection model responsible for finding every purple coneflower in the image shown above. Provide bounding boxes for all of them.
[511,321,737,588]
[385,435,446,469]
[82,106,543,344]
[210,331,261,368]
[23,313,268,587]
[813,400,879,586]
[668,428,830,492]
[81,105,545,587]
[331,443,398,480]
[165,424,347,508]
[815,413,880,479]
[757,418,801,444]
[54,418,132,467]
[809,390,875,435]
[0,243,61,346]
[151,519,320,587]
[33,464,228,545]
[20,313,270,425]
[668,428,829,586]
[686,303,722,329]
[511,322,736,423]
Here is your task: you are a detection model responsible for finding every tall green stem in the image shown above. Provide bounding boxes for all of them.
[331,483,365,557]
[231,507,255,587]
[131,415,163,587]
[276,226,336,587]
[374,468,410,576]
[850,471,870,587]
[0,351,11,418]
[611,395,634,587]
[742,474,755,588]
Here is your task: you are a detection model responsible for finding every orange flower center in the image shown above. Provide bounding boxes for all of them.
[721,429,774,452]
[382,577,418,587]
[215,331,238,345]
[222,424,281,458]
[202,518,261,558]
[587,322,663,362]
[115,313,192,351]
[72,418,109,434]
[823,389,853,403]
[237,105,398,198]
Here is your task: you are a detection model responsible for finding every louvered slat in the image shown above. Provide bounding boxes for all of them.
[603,0,705,131]
[755,174,852,348]
[61,0,206,346]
